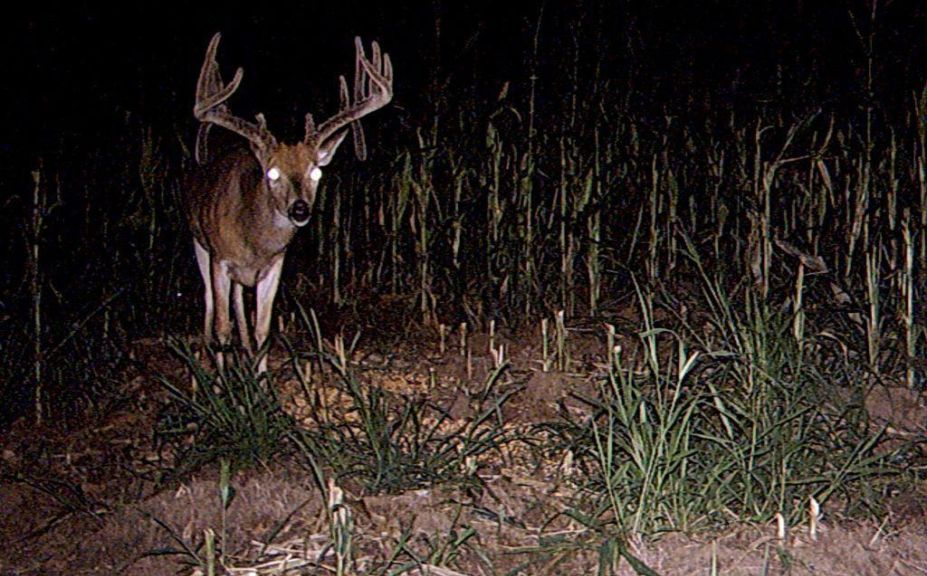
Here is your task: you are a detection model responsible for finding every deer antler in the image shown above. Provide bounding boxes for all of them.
[304,37,394,160]
[185,33,395,376]
[194,33,277,164]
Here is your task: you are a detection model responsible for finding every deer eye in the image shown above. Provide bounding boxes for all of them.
[309,167,323,182]
[267,167,281,181]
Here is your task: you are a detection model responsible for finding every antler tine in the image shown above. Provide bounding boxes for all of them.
[339,75,350,108]
[305,113,316,138]
[194,32,276,158]
[194,67,243,117]
[194,34,245,117]
[371,40,382,75]
[367,39,393,87]
[195,123,212,165]
[196,33,222,93]
[351,37,368,160]
[309,37,393,153]
[195,33,235,163]
[354,39,366,103]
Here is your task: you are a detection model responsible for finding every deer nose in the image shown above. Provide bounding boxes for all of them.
[288,199,311,226]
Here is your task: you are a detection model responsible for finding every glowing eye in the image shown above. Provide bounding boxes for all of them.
[267,167,281,181]
[309,167,323,182]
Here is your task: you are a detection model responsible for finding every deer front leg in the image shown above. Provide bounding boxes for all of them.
[254,254,285,374]
[193,240,214,343]
[232,283,253,355]
[210,258,232,370]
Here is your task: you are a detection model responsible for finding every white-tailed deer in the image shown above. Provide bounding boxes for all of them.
[185,32,393,372]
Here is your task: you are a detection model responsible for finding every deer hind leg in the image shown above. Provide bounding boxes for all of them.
[210,258,232,370]
[193,240,214,344]
[232,283,253,355]
[254,254,285,374]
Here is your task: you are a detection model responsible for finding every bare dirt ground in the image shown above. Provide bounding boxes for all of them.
[3,308,927,575]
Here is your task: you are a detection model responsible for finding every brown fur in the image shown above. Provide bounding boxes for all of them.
[184,33,393,370]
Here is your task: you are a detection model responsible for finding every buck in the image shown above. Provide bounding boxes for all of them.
[185,32,393,372]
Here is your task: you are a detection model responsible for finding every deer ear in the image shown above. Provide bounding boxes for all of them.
[317,129,348,166]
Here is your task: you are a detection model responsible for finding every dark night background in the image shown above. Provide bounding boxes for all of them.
[2,1,927,421]
[7,2,927,157]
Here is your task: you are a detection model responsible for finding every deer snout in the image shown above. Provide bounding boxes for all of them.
[288,199,311,226]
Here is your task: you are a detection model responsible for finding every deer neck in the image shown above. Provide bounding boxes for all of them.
[217,158,296,259]
[239,166,298,256]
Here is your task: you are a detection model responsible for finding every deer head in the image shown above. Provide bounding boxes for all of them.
[186,32,393,372]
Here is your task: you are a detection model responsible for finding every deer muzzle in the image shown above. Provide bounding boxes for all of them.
[288,199,311,226]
